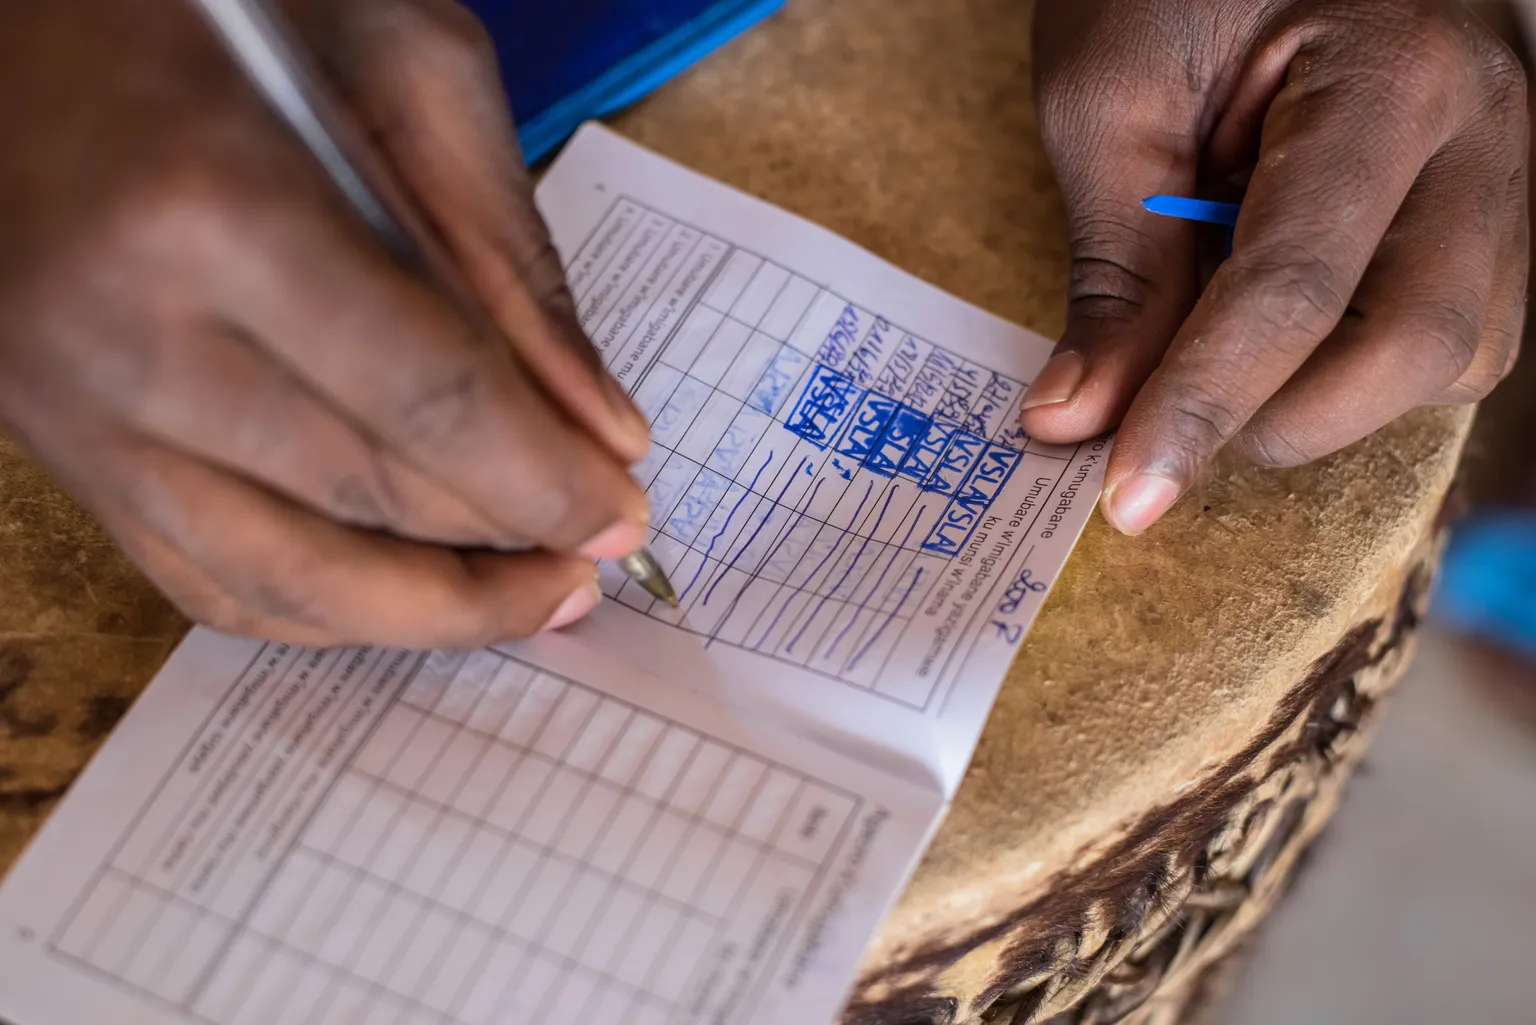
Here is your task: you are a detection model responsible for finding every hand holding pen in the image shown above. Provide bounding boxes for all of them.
[0,0,666,647]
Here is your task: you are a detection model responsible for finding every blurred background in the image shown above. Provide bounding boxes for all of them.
[1207,4,1536,1022]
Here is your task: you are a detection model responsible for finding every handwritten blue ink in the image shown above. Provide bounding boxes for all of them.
[936,362,985,424]
[749,348,810,416]
[961,372,1018,436]
[849,568,927,671]
[702,457,809,606]
[921,442,1021,556]
[706,407,770,477]
[709,471,828,643]
[784,364,863,448]
[873,333,923,398]
[787,484,900,654]
[755,479,875,650]
[667,469,730,544]
[815,304,862,366]
[907,349,957,413]
[900,419,956,487]
[824,504,929,659]
[652,375,711,448]
[927,431,986,496]
[681,451,774,602]
[845,317,891,386]
[725,473,828,643]
[995,565,1048,617]
[836,393,898,465]
[866,404,928,478]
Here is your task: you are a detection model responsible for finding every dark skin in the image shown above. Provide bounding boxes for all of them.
[1022,0,1529,532]
[0,0,1526,648]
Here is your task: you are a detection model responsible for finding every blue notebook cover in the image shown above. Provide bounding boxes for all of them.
[462,0,785,163]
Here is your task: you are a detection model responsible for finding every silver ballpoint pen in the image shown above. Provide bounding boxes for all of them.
[184,0,679,608]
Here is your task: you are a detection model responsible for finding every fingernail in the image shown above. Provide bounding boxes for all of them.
[1021,352,1085,411]
[579,519,647,560]
[1103,474,1181,535]
[542,579,601,632]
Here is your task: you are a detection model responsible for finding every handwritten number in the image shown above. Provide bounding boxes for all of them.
[990,621,1023,644]
[996,568,1047,616]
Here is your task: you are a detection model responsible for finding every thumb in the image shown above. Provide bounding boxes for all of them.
[1021,13,1202,444]
[316,0,651,463]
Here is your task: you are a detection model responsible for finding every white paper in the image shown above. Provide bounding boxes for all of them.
[0,125,1104,1025]
[530,125,1108,791]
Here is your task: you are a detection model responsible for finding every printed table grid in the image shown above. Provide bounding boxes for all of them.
[569,196,1077,708]
[47,647,861,1025]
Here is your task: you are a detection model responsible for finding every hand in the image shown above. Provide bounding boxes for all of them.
[0,0,653,647]
[1023,0,1529,534]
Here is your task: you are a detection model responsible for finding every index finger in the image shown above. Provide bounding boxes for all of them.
[196,157,650,559]
[323,0,653,464]
[1101,22,1474,533]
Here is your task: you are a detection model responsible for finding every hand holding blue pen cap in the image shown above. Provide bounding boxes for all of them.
[1020,0,1527,538]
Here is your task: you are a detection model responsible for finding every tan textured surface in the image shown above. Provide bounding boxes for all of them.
[0,0,1474,1021]
[862,416,1467,983]
[603,0,1473,996]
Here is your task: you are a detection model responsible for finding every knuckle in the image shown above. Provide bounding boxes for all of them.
[1221,246,1352,337]
[1484,45,1527,112]
[1066,217,1162,323]
[1318,6,1481,131]
[1455,348,1513,402]
[1156,386,1249,470]
[1384,6,1480,108]
[1236,422,1314,469]
[1410,9,1479,79]
[421,580,506,648]
[517,470,579,539]
[241,576,328,630]
[172,585,251,636]
[1466,14,1527,111]
[100,157,231,263]
[1460,364,1506,401]
[328,470,392,529]
[1402,295,1484,385]
[390,365,484,449]
[407,0,497,68]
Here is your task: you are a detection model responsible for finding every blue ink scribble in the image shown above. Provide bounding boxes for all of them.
[755,479,875,650]
[784,364,862,448]
[788,484,900,654]
[866,404,928,478]
[680,451,774,602]
[849,568,927,671]
[749,348,810,416]
[824,504,929,659]
[667,469,731,544]
[702,456,809,606]
[836,393,898,465]
[815,304,861,366]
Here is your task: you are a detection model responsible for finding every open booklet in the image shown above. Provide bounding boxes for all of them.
[0,125,1107,1025]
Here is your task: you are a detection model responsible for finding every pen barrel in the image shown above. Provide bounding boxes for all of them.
[185,0,491,319]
